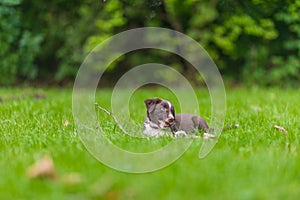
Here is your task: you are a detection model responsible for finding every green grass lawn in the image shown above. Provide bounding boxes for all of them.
[1,87,300,200]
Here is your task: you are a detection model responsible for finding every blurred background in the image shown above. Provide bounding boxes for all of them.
[1,0,299,87]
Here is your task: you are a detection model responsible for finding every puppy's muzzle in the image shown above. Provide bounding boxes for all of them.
[158,117,175,128]
[164,117,175,127]
[165,117,175,123]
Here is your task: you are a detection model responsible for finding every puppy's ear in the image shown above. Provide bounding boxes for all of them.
[144,98,162,112]
[171,105,175,118]
[144,99,153,109]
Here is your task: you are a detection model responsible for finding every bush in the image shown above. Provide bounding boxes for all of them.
[0,0,42,85]
[1,0,299,86]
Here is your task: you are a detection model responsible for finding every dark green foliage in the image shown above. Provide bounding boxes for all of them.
[0,0,42,85]
[239,0,300,86]
[0,0,299,86]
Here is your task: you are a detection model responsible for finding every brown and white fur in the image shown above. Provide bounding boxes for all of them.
[143,97,210,137]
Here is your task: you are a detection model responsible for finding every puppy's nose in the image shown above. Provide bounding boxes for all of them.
[168,114,175,120]
[166,116,175,123]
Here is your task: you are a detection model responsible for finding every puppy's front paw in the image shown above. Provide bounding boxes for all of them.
[174,130,187,138]
[203,132,216,140]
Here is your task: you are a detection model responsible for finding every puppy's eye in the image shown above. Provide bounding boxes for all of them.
[160,107,167,112]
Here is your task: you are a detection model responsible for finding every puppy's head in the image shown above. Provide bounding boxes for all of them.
[144,98,175,129]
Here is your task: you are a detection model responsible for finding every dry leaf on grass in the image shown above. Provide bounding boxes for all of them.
[64,120,70,127]
[274,125,287,134]
[27,155,83,185]
[60,172,83,185]
[26,155,56,179]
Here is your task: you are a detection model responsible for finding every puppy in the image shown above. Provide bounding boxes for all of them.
[143,97,209,137]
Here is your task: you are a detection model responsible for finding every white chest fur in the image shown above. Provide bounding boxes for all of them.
[143,118,188,138]
[143,121,167,137]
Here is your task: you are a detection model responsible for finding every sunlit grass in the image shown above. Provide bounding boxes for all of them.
[0,87,300,199]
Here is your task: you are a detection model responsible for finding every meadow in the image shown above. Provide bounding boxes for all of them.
[0,87,299,200]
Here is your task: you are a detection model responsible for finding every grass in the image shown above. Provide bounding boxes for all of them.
[1,87,300,199]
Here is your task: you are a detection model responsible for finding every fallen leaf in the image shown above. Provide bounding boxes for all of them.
[64,120,70,127]
[60,172,82,185]
[26,155,56,180]
[274,125,287,133]
[33,93,46,99]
